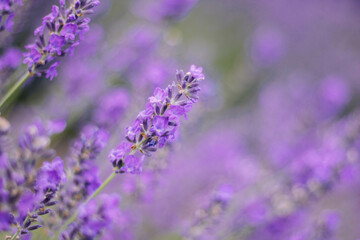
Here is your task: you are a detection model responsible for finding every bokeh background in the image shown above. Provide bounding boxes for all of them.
[1,0,360,239]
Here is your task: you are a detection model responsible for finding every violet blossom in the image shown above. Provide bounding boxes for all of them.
[108,65,204,174]
[23,0,100,80]
[60,194,121,240]
[55,125,109,223]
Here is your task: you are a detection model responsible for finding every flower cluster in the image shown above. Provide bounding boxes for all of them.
[0,117,66,237]
[182,185,234,240]
[133,0,199,21]
[0,118,65,227]
[61,194,121,240]
[56,125,109,221]
[23,0,100,80]
[0,0,22,32]
[18,157,66,236]
[0,47,22,71]
[109,65,204,174]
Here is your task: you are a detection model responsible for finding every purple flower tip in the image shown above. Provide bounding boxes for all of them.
[36,157,66,192]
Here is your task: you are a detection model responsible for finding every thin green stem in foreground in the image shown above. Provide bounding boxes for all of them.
[0,72,30,110]
[52,171,117,240]
[10,216,29,240]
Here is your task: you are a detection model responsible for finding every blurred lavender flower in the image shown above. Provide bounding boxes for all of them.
[183,185,234,240]
[61,194,121,240]
[106,26,159,74]
[93,88,130,129]
[0,0,22,31]
[6,157,66,237]
[55,125,109,223]
[0,118,65,223]
[18,157,66,234]
[249,26,286,67]
[291,211,340,240]
[60,24,105,100]
[109,65,204,174]
[23,0,100,79]
[133,0,199,22]
[36,157,67,192]
[0,47,22,70]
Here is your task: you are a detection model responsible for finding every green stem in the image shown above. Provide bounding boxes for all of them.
[0,72,30,110]
[10,216,29,240]
[52,171,117,240]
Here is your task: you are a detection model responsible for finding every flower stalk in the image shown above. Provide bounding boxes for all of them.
[52,171,117,240]
[0,72,30,110]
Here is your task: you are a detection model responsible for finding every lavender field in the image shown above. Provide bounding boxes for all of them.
[1,0,360,239]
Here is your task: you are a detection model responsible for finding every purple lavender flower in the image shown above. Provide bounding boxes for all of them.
[133,0,199,22]
[23,0,100,80]
[18,118,66,153]
[0,119,62,238]
[93,88,130,129]
[0,47,22,70]
[249,26,286,67]
[109,65,205,174]
[55,125,109,222]
[61,194,121,240]
[106,26,159,74]
[0,0,22,32]
[182,185,234,240]
[10,157,66,237]
[36,157,67,192]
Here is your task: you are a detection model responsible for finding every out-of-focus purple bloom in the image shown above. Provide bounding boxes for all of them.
[93,88,130,129]
[0,0,22,32]
[182,184,234,240]
[127,59,174,89]
[23,0,100,79]
[0,211,14,231]
[16,190,37,219]
[35,157,66,192]
[14,158,66,236]
[106,26,159,73]
[60,24,105,100]
[19,118,66,153]
[249,26,286,67]
[55,125,108,224]
[213,184,234,203]
[61,194,121,240]
[0,47,22,70]
[109,65,204,174]
[133,0,199,21]
[72,125,109,162]
[0,117,66,237]
[318,75,350,115]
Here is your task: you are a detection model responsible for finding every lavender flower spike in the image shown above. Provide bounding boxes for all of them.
[109,65,204,174]
[12,157,66,238]
[23,0,100,80]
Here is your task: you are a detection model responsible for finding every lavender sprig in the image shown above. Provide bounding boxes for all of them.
[9,157,66,240]
[55,125,109,221]
[182,185,234,240]
[0,118,65,224]
[55,65,205,238]
[0,0,100,110]
[0,0,22,32]
[60,194,121,240]
[109,65,204,174]
[23,0,100,80]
